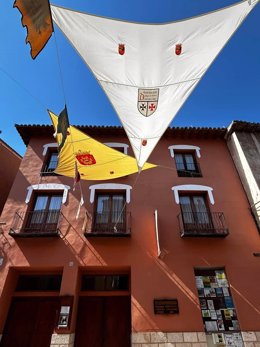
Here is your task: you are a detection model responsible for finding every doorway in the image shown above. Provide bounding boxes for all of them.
[0,297,59,347]
[75,273,131,347]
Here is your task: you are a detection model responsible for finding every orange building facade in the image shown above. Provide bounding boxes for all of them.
[0,139,22,215]
[0,124,259,347]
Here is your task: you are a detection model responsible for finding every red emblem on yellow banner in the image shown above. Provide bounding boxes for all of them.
[76,151,96,165]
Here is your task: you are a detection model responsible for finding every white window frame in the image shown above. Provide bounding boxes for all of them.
[171,184,214,205]
[89,183,132,204]
[25,184,70,204]
[104,143,129,155]
[168,145,201,158]
[42,143,58,156]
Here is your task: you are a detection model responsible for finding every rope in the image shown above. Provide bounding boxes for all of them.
[53,31,67,106]
[53,29,87,218]
[0,66,47,111]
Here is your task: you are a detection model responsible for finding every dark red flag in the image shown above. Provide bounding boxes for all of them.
[14,0,53,59]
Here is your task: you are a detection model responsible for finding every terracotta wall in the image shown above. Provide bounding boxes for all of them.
[0,132,259,334]
[0,140,21,215]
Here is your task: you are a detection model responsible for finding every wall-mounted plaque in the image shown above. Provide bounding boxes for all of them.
[154,299,179,314]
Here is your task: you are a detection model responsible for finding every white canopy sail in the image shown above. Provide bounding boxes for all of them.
[51,0,258,168]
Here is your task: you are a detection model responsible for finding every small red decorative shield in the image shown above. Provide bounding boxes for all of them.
[175,44,182,56]
[118,44,125,55]
[76,152,96,166]
[142,139,147,146]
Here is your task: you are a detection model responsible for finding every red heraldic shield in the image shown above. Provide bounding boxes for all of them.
[76,152,96,165]
[175,44,182,56]
[118,44,125,55]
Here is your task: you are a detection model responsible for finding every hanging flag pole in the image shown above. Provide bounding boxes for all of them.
[76,181,84,220]
[73,161,84,219]
[73,161,81,191]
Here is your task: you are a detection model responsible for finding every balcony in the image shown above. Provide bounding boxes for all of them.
[178,212,229,237]
[176,162,202,177]
[9,210,63,238]
[85,211,131,237]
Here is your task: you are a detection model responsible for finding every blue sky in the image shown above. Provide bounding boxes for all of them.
[0,0,259,156]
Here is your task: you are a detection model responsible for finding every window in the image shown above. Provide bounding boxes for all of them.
[87,184,132,236]
[24,193,63,234]
[16,274,62,291]
[41,150,59,175]
[175,152,201,177]
[172,185,228,237]
[180,194,211,228]
[93,192,126,233]
[81,274,129,291]
[168,145,202,177]
[9,184,70,238]
[104,143,129,155]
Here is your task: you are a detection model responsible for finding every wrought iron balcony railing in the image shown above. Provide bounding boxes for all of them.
[176,162,202,177]
[178,211,229,237]
[9,210,63,237]
[85,211,131,237]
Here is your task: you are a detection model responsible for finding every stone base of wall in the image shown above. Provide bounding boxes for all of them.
[50,333,75,347]
[47,331,260,347]
[132,331,260,347]
[132,332,207,347]
[242,331,260,347]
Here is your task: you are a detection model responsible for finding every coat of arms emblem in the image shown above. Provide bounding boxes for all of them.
[118,44,125,55]
[75,151,96,165]
[138,89,159,117]
[175,44,182,55]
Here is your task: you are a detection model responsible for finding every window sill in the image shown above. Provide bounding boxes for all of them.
[177,171,202,178]
[40,172,59,177]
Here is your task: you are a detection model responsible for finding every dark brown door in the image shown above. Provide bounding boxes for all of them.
[75,296,131,347]
[0,297,59,347]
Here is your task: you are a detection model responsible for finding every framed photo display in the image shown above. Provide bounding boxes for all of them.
[194,268,240,333]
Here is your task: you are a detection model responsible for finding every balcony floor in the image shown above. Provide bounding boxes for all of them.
[84,231,131,237]
[181,229,229,237]
[9,230,60,238]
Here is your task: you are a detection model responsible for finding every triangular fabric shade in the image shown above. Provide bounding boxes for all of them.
[49,111,156,180]
[51,0,258,168]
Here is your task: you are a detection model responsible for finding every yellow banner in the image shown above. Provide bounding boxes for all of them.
[49,111,156,180]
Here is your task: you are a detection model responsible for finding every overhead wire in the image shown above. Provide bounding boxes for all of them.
[53,27,88,218]
[0,66,48,111]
